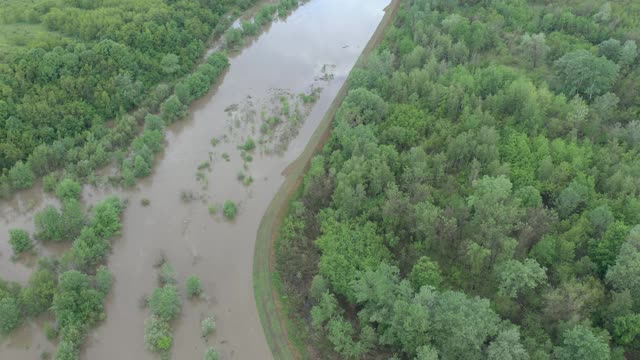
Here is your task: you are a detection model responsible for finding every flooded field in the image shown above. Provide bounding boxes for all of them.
[0,0,390,358]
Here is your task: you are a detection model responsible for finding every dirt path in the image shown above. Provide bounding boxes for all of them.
[252,0,402,358]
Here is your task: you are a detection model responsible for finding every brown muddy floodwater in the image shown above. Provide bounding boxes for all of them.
[0,0,389,359]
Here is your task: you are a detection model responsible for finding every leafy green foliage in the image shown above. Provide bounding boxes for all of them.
[149,285,181,321]
[497,259,547,298]
[159,263,176,286]
[554,325,610,360]
[20,263,57,316]
[186,275,203,298]
[35,199,85,242]
[56,178,82,201]
[223,200,238,220]
[555,50,619,99]
[204,347,220,360]
[0,296,22,334]
[409,256,443,290]
[274,0,640,357]
[144,316,173,353]
[201,316,216,337]
[9,228,33,254]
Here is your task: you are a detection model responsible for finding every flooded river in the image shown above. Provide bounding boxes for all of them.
[0,0,389,358]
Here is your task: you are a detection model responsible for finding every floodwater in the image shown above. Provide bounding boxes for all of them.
[0,0,390,358]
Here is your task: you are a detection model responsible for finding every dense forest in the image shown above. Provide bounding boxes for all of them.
[276,0,640,359]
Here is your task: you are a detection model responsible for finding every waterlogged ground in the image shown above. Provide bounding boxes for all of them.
[0,0,390,358]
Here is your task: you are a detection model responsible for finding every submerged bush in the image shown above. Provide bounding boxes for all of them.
[223,201,238,220]
[149,285,181,321]
[201,316,216,337]
[186,276,203,298]
[204,347,220,360]
[0,297,22,334]
[144,316,173,353]
[9,229,33,254]
[56,178,82,200]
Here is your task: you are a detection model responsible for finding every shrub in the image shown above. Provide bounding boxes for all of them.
[21,265,57,316]
[0,297,22,334]
[186,276,203,298]
[223,201,238,220]
[204,347,220,360]
[43,173,59,193]
[8,161,35,190]
[91,196,123,239]
[224,28,244,49]
[149,285,181,321]
[208,205,217,215]
[201,316,216,337]
[141,198,151,206]
[9,229,33,254]
[56,178,82,200]
[159,263,176,285]
[64,227,109,271]
[241,20,259,36]
[95,266,113,296]
[44,323,58,341]
[144,316,173,353]
[241,138,256,151]
[35,200,85,242]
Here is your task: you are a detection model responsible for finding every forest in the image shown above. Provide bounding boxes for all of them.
[276,0,640,359]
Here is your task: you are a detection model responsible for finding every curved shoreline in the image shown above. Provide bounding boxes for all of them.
[252,0,401,358]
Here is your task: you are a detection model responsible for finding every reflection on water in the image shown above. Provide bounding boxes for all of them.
[0,0,389,358]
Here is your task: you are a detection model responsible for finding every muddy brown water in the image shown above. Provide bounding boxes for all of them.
[0,0,389,358]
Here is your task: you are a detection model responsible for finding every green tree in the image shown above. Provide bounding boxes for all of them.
[598,38,622,62]
[554,325,610,360]
[65,227,110,270]
[149,285,181,321]
[186,275,202,298]
[429,290,501,360]
[9,229,33,254]
[53,270,104,329]
[316,217,391,300]
[409,256,443,290]
[521,33,549,68]
[606,227,640,302]
[0,296,21,334]
[161,95,187,123]
[8,161,35,190]
[487,328,529,360]
[223,200,238,220]
[56,178,82,200]
[144,316,173,353]
[497,259,547,298]
[554,50,619,99]
[91,196,123,238]
[35,206,64,241]
[613,314,640,345]
[159,263,176,285]
[160,54,180,75]
[201,316,216,337]
[94,266,113,296]
[20,266,57,316]
[204,347,220,360]
[620,40,638,68]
